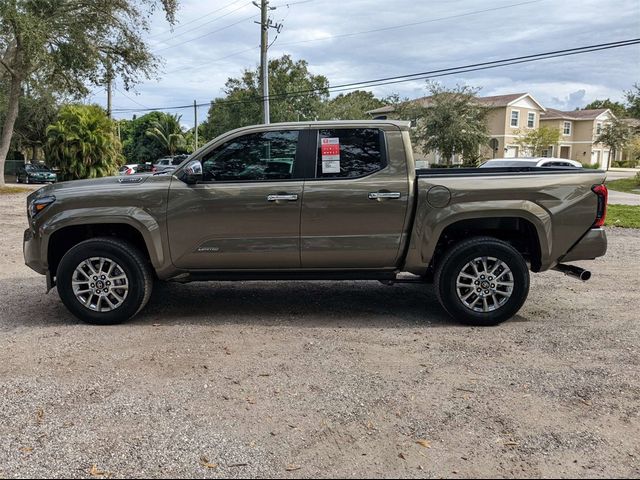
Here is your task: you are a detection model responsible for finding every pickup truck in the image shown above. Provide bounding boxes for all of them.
[23,120,608,326]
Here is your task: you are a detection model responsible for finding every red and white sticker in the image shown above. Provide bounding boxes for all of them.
[321,137,340,173]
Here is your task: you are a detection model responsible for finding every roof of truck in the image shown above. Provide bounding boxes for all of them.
[259,120,412,130]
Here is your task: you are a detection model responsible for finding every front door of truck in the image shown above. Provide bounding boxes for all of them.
[167,129,309,270]
[300,127,410,269]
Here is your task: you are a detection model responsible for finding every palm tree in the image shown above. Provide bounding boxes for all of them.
[45,105,123,180]
[145,113,185,156]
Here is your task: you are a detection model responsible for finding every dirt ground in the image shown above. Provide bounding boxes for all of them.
[0,187,638,479]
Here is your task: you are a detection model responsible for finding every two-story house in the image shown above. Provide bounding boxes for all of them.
[480,93,547,159]
[539,108,616,168]
[366,92,547,166]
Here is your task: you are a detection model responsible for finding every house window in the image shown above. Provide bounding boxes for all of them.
[596,122,602,135]
[563,121,571,135]
[527,112,536,128]
[510,110,519,127]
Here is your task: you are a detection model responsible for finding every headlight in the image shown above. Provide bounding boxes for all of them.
[29,195,56,218]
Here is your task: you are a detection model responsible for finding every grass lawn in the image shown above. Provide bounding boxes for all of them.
[606,177,640,194]
[606,204,640,229]
[0,186,31,195]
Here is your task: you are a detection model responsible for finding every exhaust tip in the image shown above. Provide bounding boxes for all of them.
[580,270,591,281]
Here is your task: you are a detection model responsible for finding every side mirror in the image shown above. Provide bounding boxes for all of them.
[181,160,203,185]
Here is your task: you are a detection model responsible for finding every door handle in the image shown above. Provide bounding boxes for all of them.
[267,193,299,202]
[368,191,401,200]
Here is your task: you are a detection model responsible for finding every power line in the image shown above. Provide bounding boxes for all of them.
[274,0,544,48]
[163,45,259,75]
[151,1,253,45]
[111,38,640,113]
[151,0,544,76]
[148,0,247,39]
[153,13,258,53]
[152,0,310,62]
[115,87,151,110]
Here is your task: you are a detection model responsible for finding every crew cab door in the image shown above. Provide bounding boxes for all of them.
[300,127,410,269]
[167,128,309,269]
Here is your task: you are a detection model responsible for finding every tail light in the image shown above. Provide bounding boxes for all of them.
[592,184,608,227]
[126,168,133,175]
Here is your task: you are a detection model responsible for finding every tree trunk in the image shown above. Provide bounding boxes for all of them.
[0,74,22,187]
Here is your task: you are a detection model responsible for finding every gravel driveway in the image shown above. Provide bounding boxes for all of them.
[0,188,639,479]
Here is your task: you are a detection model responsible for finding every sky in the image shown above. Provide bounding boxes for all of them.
[91,0,640,127]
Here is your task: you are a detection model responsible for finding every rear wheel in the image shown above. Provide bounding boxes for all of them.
[434,236,530,326]
[56,238,153,325]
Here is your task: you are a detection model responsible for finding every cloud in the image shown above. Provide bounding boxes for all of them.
[105,0,640,126]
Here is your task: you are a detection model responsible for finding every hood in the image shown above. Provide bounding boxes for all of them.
[28,174,173,203]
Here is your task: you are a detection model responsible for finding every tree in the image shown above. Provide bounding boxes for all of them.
[320,91,385,120]
[201,55,329,139]
[582,99,627,118]
[11,88,59,161]
[413,83,489,164]
[625,83,640,119]
[514,126,562,157]
[45,104,123,180]
[596,118,632,164]
[0,0,178,186]
[121,112,168,163]
[145,113,185,156]
[624,135,640,167]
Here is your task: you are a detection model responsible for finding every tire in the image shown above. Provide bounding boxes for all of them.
[434,236,530,326]
[56,237,153,325]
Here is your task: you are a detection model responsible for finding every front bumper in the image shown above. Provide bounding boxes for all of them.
[23,227,47,275]
[559,228,608,263]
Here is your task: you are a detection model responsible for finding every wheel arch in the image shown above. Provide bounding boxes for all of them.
[45,218,162,279]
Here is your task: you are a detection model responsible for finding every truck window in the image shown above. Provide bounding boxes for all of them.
[201,130,299,182]
[315,128,386,179]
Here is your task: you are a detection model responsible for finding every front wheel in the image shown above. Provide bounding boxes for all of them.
[434,237,530,326]
[56,238,153,325]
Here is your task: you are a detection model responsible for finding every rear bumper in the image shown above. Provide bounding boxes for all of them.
[559,228,607,263]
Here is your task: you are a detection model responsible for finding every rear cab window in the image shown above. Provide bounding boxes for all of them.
[314,128,387,179]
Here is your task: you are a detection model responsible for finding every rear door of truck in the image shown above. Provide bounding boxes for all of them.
[299,126,410,269]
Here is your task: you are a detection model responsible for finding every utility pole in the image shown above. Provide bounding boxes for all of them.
[106,77,112,119]
[105,56,113,119]
[194,100,198,151]
[254,0,281,125]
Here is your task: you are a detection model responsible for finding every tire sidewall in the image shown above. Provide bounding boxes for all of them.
[56,240,148,325]
[438,240,530,326]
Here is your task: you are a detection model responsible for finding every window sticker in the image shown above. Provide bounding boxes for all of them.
[321,137,340,173]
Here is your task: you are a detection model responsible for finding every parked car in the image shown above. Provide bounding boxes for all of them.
[118,163,156,176]
[154,154,189,173]
[16,164,57,184]
[24,121,607,326]
[480,157,583,169]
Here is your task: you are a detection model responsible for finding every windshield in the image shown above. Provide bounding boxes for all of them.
[26,165,52,172]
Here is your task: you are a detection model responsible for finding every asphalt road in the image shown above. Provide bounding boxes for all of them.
[1,188,639,479]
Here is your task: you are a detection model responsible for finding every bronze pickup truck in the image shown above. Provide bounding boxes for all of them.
[23,120,608,326]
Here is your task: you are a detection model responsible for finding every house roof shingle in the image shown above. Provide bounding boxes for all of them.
[541,108,610,121]
[366,92,542,115]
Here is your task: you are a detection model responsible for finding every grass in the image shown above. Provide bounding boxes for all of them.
[0,186,31,195]
[606,177,640,194]
[605,204,640,229]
